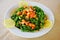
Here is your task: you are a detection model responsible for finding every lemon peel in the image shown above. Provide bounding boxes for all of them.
[18,1,28,7]
[44,20,52,28]
[4,18,15,28]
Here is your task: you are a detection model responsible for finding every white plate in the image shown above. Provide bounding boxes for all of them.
[4,1,54,38]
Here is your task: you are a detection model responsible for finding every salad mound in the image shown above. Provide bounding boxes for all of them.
[11,6,48,32]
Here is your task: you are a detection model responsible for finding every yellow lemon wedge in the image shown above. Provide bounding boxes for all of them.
[44,20,52,28]
[4,18,15,28]
[18,1,28,7]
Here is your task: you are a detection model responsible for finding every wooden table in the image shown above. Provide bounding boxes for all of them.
[0,0,60,40]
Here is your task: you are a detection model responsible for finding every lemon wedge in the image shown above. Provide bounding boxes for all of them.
[4,18,15,28]
[44,20,52,28]
[18,1,28,7]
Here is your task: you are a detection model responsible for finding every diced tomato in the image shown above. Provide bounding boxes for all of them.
[29,23,35,29]
[25,22,29,26]
[20,19,35,29]
[28,23,31,27]
[29,11,36,18]
[31,26,35,29]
